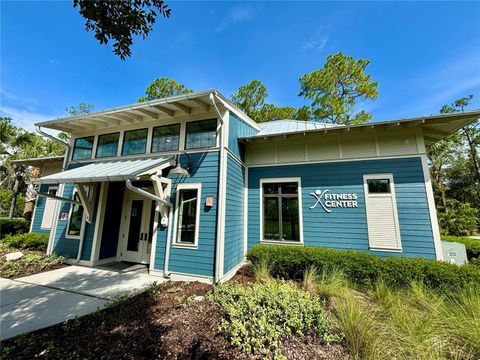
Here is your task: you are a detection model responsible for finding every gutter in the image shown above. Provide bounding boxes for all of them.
[126,178,174,278]
[210,92,226,283]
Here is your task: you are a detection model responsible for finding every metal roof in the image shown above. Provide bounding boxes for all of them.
[240,110,480,146]
[34,157,174,184]
[35,90,260,133]
[255,120,337,137]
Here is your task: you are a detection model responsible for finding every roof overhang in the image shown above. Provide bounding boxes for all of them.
[10,156,64,167]
[33,157,174,184]
[35,90,260,133]
[239,110,480,146]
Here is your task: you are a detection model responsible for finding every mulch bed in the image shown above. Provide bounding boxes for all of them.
[1,275,349,360]
[0,245,67,279]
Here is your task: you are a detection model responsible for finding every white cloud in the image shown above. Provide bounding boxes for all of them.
[0,106,58,131]
[302,25,330,52]
[48,59,60,65]
[0,89,38,109]
[216,6,253,32]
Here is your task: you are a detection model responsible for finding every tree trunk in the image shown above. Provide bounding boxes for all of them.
[8,177,20,219]
[463,129,480,185]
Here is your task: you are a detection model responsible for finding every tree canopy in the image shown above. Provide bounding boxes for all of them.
[73,0,171,60]
[299,52,378,125]
[138,77,192,102]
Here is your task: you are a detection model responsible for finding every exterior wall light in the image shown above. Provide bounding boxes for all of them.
[169,152,192,176]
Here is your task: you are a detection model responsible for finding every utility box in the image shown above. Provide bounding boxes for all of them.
[441,241,468,265]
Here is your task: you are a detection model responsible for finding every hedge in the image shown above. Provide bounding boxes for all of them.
[441,235,480,260]
[246,245,480,291]
[1,233,49,251]
[0,218,30,239]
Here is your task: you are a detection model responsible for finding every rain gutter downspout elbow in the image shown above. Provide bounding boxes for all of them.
[210,92,226,283]
[125,179,174,278]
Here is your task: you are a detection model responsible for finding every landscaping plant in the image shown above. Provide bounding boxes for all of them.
[1,233,49,251]
[0,218,30,239]
[207,280,341,358]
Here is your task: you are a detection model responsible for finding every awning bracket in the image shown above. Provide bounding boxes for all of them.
[75,183,94,223]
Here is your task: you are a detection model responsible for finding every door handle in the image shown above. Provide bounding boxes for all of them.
[139,233,144,241]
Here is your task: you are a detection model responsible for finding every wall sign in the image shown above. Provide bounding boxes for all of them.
[309,189,358,213]
[60,212,68,221]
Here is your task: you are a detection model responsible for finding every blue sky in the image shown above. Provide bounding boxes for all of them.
[1,1,479,130]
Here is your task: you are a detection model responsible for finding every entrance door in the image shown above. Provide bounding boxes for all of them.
[120,190,154,264]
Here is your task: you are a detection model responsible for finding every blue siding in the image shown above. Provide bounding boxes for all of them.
[228,112,258,160]
[154,151,219,277]
[51,182,99,261]
[247,156,436,259]
[223,154,245,274]
[31,183,55,235]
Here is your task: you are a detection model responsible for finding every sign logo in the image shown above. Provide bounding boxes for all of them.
[309,189,358,213]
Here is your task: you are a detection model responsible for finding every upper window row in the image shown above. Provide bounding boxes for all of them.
[72,119,217,160]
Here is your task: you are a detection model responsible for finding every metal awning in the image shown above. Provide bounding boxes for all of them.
[33,157,174,184]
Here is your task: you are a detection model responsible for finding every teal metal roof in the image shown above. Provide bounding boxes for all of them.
[34,157,173,184]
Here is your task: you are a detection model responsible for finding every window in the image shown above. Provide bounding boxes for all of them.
[66,185,92,239]
[67,192,84,237]
[41,187,58,229]
[72,136,94,160]
[151,124,180,153]
[261,180,301,242]
[185,119,217,149]
[96,132,120,158]
[174,184,201,247]
[122,128,148,156]
[363,174,401,251]
[367,179,390,193]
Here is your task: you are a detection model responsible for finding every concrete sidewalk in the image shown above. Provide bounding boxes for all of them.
[0,265,160,340]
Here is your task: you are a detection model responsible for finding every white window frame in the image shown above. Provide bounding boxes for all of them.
[172,183,202,249]
[184,118,218,150]
[363,173,402,252]
[40,186,59,230]
[259,177,304,245]
[65,185,92,240]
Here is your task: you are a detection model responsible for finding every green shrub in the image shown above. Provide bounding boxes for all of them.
[1,233,49,251]
[207,280,339,357]
[0,188,25,218]
[438,200,479,236]
[247,245,480,292]
[0,218,30,239]
[442,235,480,260]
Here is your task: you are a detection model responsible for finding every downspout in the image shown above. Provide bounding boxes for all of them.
[210,92,226,283]
[126,179,174,278]
[35,126,73,258]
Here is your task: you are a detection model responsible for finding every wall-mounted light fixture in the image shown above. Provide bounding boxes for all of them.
[169,152,193,176]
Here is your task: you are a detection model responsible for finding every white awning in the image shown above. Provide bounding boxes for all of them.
[34,157,174,184]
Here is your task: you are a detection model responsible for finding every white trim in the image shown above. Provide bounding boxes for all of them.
[420,155,444,260]
[219,260,246,283]
[149,201,160,271]
[172,183,202,248]
[64,256,118,267]
[259,177,304,244]
[246,154,423,168]
[90,182,108,262]
[29,199,37,233]
[363,173,402,252]
[244,166,249,256]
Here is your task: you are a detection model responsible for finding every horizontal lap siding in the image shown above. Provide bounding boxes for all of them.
[154,151,219,277]
[228,112,258,160]
[31,183,54,235]
[248,156,436,259]
[224,155,245,274]
[51,182,99,261]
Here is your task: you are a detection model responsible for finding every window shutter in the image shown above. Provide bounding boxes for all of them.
[41,197,57,229]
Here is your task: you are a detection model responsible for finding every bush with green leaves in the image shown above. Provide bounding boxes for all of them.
[0,188,25,218]
[207,280,339,357]
[438,200,479,236]
[247,245,480,292]
[0,218,30,239]
[442,235,480,260]
[1,233,49,251]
